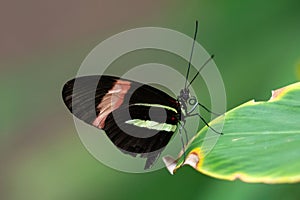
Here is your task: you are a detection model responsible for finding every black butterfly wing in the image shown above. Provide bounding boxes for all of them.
[62,75,181,169]
[62,75,117,125]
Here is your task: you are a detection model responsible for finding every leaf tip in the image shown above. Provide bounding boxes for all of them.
[270,87,285,101]
[163,148,204,175]
[162,155,177,175]
[270,82,300,101]
[183,152,200,169]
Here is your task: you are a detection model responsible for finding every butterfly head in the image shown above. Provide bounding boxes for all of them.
[180,88,190,102]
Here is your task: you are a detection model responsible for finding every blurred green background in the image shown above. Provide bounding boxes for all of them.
[1,0,300,199]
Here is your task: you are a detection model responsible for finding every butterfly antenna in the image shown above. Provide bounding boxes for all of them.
[184,20,199,89]
[187,54,214,88]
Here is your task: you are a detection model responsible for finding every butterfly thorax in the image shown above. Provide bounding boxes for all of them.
[178,88,198,122]
[178,88,190,121]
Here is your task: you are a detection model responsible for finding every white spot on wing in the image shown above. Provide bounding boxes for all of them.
[125,119,177,132]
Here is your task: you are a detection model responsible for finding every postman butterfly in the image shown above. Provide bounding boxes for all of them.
[62,21,222,169]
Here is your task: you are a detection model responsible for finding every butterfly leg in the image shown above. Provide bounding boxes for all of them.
[187,97,222,116]
[180,121,189,144]
[178,121,188,165]
[198,102,223,116]
[187,97,199,115]
[189,113,223,135]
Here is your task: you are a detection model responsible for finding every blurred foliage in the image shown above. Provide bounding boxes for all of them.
[1,0,300,200]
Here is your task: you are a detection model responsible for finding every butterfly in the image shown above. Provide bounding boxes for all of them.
[62,21,221,169]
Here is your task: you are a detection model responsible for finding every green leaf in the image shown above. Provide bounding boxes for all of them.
[163,82,300,184]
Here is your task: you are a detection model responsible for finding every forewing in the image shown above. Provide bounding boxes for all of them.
[62,75,180,169]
